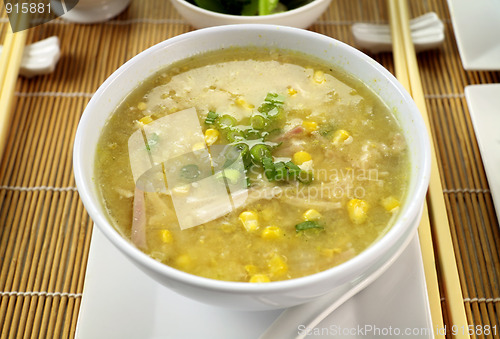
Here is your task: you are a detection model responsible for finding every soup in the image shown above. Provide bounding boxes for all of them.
[94,48,409,283]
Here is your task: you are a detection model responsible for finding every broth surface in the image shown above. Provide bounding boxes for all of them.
[95,48,409,282]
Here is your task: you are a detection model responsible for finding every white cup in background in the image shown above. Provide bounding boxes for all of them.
[51,0,131,23]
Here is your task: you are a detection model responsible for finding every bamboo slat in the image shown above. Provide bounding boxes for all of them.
[0,0,498,338]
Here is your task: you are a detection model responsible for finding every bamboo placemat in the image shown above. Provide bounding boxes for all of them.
[0,0,498,338]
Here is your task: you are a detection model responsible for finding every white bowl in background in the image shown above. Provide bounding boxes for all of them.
[53,0,131,23]
[73,24,431,311]
[170,0,331,29]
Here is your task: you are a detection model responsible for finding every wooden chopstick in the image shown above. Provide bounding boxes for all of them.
[388,4,445,336]
[388,1,470,338]
[0,25,27,161]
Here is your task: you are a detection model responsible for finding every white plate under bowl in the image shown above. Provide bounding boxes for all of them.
[465,84,500,224]
[447,0,500,70]
[75,227,433,339]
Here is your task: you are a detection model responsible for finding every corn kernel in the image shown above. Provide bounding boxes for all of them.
[261,226,283,240]
[288,87,298,96]
[268,254,288,277]
[332,129,352,146]
[303,209,322,221]
[138,115,153,125]
[292,151,312,165]
[347,199,369,224]
[245,264,258,275]
[249,274,270,283]
[192,142,206,152]
[204,128,219,146]
[313,70,326,84]
[381,196,400,212]
[159,229,173,244]
[321,248,341,257]
[302,121,318,132]
[235,97,254,109]
[175,254,192,269]
[137,102,147,111]
[239,211,259,232]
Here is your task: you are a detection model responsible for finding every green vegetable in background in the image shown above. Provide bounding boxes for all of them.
[189,0,313,16]
[258,0,278,15]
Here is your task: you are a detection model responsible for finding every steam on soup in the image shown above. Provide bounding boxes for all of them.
[95,48,409,283]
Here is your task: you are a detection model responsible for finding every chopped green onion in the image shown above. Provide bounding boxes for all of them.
[244,129,261,140]
[262,157,275,180]
[217,114,237,129]
[233,142,250,156]
[145,133,159,151]
[258,102,276,115]
[205,111,218,125]
[295,221,324,232]
[258,103,283,120]
[273,161,287,181]
[250,144,272,166]
[250,114,267,129]
[180,164,200,181]
[224,143,251,168]
[258,92,285,121]
[264,92,285,104]
[222,168,241,185]
[298,170,314,184]
[267,107,282,119]
[226,129,245,142]
[285,161,302,179]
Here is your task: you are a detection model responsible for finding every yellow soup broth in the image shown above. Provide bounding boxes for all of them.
[95,48,409,282]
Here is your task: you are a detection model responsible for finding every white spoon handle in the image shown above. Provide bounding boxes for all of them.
[0,36,60,78]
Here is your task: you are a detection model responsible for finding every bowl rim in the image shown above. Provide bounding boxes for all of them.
[73,24,431,295]
[170,0,332,20]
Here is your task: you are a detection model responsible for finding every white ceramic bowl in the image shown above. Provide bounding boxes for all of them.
[73,24,431,311]
[52,0,131,23]
[170,0,331,29]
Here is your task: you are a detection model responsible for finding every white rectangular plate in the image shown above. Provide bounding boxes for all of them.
[76,226,433,338]
[447,0,500,70]
[465,84,500,224]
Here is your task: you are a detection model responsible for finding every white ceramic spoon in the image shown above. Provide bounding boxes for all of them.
[0,36,60,78]
[352,12,445,53]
